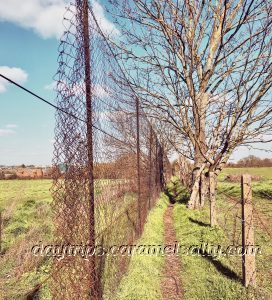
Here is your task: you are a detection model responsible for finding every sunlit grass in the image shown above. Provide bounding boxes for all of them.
[115,194,169,300]
[219,167,272,180]
[0,179,138,299]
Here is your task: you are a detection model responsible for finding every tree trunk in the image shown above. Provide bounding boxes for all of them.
[178,156,191,188]
[187,158,206,209]
[187,92,208,209]
[187,170,201,209]
[200,172,208,208]
[187,136,207,209]
[209,172,217,226]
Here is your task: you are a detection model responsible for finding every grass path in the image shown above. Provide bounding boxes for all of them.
[160,204,183,300]
[115,194,168,300]
[106,172,272,299]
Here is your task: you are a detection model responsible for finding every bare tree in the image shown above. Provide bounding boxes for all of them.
[105,0,272,208]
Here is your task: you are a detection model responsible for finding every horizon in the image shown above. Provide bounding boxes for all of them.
[2,153,272,168]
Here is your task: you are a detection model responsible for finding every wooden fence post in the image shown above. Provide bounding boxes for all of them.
[241,174,256,287]
[209,172,217,226]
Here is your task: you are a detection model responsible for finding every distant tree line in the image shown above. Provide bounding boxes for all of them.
[227,155,272,168]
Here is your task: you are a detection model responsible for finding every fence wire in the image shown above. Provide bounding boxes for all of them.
[50,1,171,299]
[217,181,272,298]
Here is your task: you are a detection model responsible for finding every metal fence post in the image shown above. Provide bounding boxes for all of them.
[81,0,99,297]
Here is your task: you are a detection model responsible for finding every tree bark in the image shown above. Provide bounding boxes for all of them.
[209,172,217,226]
[187,92,208,209]
[187,160,206,209]
[187,169,201,209]
[200,172,208,208]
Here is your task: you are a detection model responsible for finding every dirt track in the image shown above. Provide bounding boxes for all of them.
[161,204,183,300]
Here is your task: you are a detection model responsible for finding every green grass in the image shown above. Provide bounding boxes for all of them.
[218,167,272,199]
[216,168,272,298]
[218,180,272,200]
[1,170,271,299]
[172,203,252,299]
[171,167,272,299]
[215,192,272,298]
[0,180,53,299]
[219,167,272,180]
[115,193,169,300]
[165,176,190,204]
[0,180,53,251]
[0,179,139,299]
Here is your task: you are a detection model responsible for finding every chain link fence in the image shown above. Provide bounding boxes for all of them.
[50,1,171,299]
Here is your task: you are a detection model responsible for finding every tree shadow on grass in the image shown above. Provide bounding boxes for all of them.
[201,251,242,282]
[188,217,210,227]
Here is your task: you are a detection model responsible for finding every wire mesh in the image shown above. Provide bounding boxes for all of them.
[217,178,272,297]
[50,1,171,299]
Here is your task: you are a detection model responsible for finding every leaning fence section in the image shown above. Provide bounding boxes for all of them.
[51,1,170,299]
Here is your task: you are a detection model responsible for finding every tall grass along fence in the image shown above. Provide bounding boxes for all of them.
[48,1,171,299]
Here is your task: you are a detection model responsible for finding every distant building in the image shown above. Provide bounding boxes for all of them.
[0,166,54,179]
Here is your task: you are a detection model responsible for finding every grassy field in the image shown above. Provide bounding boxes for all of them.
[0,179,138,299]
[218,167,272,298]
[0,167,271,299]
[218,168,272,200]
[0,180,53,250]
[220,167,272,180]
[0,180,53,299]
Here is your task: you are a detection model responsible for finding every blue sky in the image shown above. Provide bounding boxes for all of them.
[0,21,57,166]
[0,0,270,166]
[0,0,117,166]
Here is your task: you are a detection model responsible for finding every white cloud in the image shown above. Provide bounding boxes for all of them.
[93,84,110,98]
[0,124,18,136]
[45,80,110,99]
[0,66,28,93]
[5,124,18,129]
[0,129,15,137]
[0,129,15,136]
[44,81,57,91]
[0,0,119,39]
[92,0,120,36]
[0,0,67,39]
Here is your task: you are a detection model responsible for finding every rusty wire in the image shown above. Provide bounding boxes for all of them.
[217,181,272,296]
[50,0,171,299]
